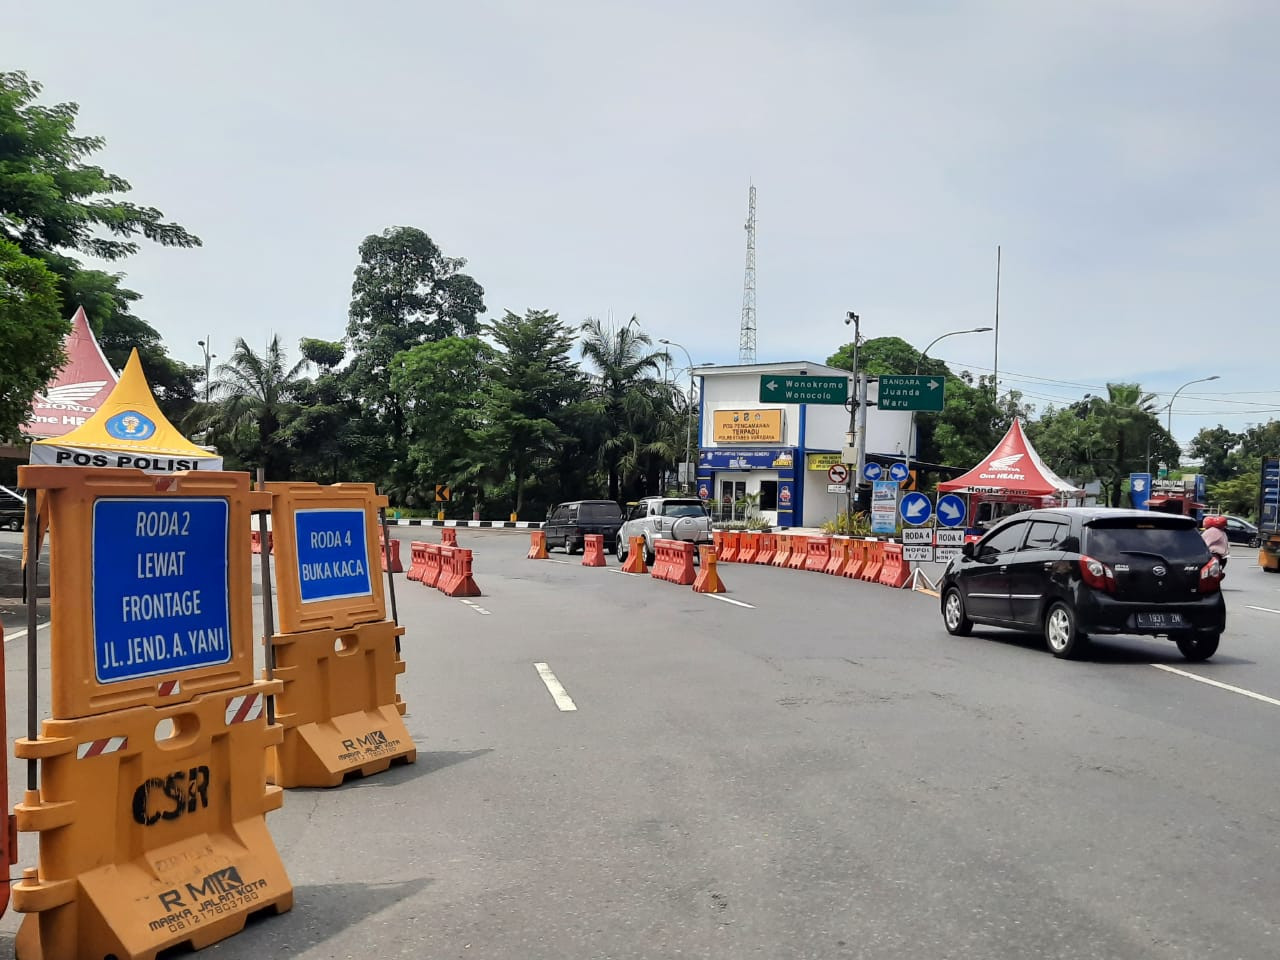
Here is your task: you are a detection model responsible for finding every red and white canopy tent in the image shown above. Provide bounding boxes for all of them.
[22,306,119,440]
[939,419,1084,507]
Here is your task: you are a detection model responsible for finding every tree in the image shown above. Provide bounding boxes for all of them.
[468,310,585,517]
[0,71,200,422]
[578,316,674,501]
[197,336,307,479]
[345,227,486,465]
[1189,426,1242,485]
[0,239,67,438]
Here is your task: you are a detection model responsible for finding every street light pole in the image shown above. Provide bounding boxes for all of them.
[843,312,861,524]
[659,338,695,493]
[197,337,215,402]
[1166,374,1220,441]
[904,326,993,491]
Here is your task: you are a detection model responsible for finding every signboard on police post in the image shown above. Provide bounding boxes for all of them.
[903,545,934,562]
[901,527,933,545]
[92,497,233,683]
[294,508,373,603]
[935,528,966,547]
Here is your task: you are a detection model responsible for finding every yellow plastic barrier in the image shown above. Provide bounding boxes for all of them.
[267,620,416,788]
[266,482,388,635]
[12,680,292,959]
[17,466,261,720]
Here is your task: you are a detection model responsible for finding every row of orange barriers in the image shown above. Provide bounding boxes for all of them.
[407,538,481,597]
[712,531,911,588]
[527,533,726,593]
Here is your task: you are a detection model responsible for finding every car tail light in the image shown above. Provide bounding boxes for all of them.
[1198,558,1223,593]
[1078,555,1116,593]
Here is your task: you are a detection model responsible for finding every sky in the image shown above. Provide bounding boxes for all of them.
[7,1,1278,447]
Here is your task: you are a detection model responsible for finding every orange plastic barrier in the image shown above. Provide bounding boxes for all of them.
[441,528,458,547]
[438,546,481,597]
[582,533,606,567]
[772,535,793,567]
[620,536,647,574]
[879,542,912,588]
[787,536,809,570]
[712,531,725,556]
[377,530,403,573]
[825,537,851,576]
[421,543,443,588]
[692,547,727,593]
[18,466,261,720]
[250,530,273,554]
[268,619,415,788]
[652,540,696,585]
[755,533,776,565]
[861,540,884,582]
[12,680,292,959]
[805,537,831,573]
[407,541,427,581]
[721,531,741,562]
[843,539,866,579]
[267,482,389,634]
[527,530,548,560]
[738,532,759,564]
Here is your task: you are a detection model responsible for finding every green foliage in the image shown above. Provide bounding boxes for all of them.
[821,510,872,536]
[1208,464,1260,519]
[0,239,67,438]
[299,337,345,370]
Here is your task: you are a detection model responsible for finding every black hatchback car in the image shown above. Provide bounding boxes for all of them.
[939,508,1225,661]
[544,500,624,554]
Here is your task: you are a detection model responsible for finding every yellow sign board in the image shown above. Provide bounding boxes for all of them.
[712,409,784,444]
[806,453,843,471]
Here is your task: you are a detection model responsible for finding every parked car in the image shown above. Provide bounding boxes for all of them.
[1203,514,1259,547]
[544,500,623,554]
[939,507,1225,661]
[0,488,23,532]
[616,496,713,563]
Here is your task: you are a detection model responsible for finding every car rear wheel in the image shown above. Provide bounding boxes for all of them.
[1175,632,1220,662]
[4,518,19,532]
[615,536,628,561]
[644,536,655,565]
[565,537,579,555]
[942,589,972,636]
[1044,601,1086,659]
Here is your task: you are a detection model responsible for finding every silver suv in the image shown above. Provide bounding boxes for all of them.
[616,497,713,563]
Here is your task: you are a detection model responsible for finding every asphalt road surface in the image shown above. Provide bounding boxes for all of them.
[1,528,1278,959]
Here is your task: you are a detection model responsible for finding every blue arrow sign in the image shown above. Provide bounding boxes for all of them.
[936,494,967,528]
[862,462,883,481]
[888,462,910,482]
[899,492,932,525]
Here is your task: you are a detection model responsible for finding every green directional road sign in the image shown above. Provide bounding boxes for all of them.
[877,374,945,411]
[758,374,849,404]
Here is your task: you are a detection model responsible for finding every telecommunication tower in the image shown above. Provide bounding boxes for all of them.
[738,183,757,364]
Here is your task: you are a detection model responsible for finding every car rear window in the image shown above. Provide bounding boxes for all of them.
[1085,521,1208,564]
[580,503,621,522]
[661,501,707,518]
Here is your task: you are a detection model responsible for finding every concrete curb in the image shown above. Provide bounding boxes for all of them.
[390,519,544,529]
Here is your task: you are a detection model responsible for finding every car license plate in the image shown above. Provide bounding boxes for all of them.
[1136,612,1185,628]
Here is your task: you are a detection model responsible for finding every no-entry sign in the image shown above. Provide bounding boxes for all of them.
[827,464,849,484]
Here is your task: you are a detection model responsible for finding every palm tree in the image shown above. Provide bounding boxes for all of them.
[578,316,672,501]
[197,335,308,479]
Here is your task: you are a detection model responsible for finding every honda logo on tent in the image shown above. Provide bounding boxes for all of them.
[980,451,1027,481]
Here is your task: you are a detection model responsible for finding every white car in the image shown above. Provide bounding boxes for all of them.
[615,497,713,563]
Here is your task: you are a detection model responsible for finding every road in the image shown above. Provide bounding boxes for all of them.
[1,528,1278,958]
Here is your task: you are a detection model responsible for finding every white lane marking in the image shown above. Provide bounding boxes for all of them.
[1151,664,1280,708]
[611,568,644,577]
[1245,605,1280,615]
[459,599,491,615]
[706,594,755,609]
[4,621,50,643]
[533,662,577,711]
[544,559,572,565]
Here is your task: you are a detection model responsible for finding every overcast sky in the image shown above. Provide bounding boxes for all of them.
[8,1,1277,446]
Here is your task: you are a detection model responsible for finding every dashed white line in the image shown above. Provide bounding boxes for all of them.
[459,599,491,615]
[705,594,755,609]
[1245,605,1280,615]
[543,559,572,565]
[611,568,644,577]
[533,662,577,711]
[1151,663,1280,708]
[4,622,50,643]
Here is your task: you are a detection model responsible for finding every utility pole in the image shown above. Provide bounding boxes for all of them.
[197,336,214,402]
[739,184,757,364]
[843,312,861,523]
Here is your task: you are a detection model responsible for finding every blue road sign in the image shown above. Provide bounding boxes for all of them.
[888,462,910,482]
[899,491,932,525]
[295,508,374,603]
[936,494,968,528]
[862,462,883,481]
[92,497,232,684]
[1129,473,1151,511]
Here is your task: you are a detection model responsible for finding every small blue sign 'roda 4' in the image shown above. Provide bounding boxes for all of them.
[294,508,373,603]
[93,498,232,683]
